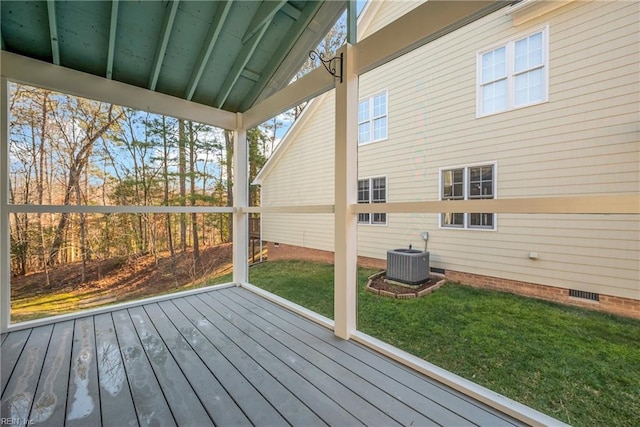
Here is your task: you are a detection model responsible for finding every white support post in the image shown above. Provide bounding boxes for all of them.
[232,113,248,285]
[1,78,10,332]
[334,44,358,340]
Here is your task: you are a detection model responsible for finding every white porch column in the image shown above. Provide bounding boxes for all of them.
[334,44,358,340]
[1,78,10,332]
[232,113,248,285]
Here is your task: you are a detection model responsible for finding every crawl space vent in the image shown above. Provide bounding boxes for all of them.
[569,289,600,301]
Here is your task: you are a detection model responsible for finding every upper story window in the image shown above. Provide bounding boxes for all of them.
[478,27,548,116]
[440,164,496,230]
[358,91,388,145]
[358,176,387,225]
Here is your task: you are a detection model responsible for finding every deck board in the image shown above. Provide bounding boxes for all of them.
[158,299,286,427]
[142,303,250,426]
[1,287,528,427]
[231,287,519,426]
[30,321,74,426]
[181,295,327,426]
[111,309,176,427]
[1,324,53,426]
[66,317,101,427]
[197,292,370,426]
[93,313,138,427]
[1,328,32,395]
[215,290,469,426]
[128,306,213,426]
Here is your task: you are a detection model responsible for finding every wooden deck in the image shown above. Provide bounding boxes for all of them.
[1,287,525,426]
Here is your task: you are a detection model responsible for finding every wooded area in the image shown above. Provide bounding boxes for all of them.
[6,14,345,315]
[8,84,270,284]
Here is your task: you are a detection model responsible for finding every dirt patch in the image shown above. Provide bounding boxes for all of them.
[11,244,233,319]
[366,271,446,299]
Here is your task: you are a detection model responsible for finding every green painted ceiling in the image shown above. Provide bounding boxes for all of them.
[0,0,346,113]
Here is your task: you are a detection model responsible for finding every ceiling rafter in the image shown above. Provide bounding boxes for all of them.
[184,0,233,101]
[46,0,60,65]
[241,0,288,44]
[281,3,302,20]
[214,19,271,109]
[148,0,180,91]
[240,1,322,111]
[240,69,261,82]
[106,0,119,79]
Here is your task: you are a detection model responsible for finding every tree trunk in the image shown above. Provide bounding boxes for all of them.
[162,116,175,258]
[224,130,233,243]
[189,121,200,270]
[178,119,187,251]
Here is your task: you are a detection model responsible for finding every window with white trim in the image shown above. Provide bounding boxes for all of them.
[358,92,387,144]
[358,177,386,225]
[440,164,495,230]
[478,28,547,116]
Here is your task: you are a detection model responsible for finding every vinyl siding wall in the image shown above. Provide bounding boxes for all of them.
[260,0,639,300]
[261,92,336,252]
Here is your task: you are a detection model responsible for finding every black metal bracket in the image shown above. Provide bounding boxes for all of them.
[309,50,343,83]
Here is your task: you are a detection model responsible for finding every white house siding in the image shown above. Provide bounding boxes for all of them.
[260,0,639,300]
[260,92,336,252]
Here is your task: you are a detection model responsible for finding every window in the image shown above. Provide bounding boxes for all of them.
[358,92,387,144]
[358,177,387,225]
[478,28,547,116]
[440,164,495,230]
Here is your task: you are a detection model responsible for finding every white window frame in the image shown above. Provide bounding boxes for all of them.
[438,162,497,231]
[476,26,549,117]
[357,175,387,226]
[358,90,388,145]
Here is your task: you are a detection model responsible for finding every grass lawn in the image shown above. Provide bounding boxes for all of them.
[247,259,640,427]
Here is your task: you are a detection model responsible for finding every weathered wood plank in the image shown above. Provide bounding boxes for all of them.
[127,306,213,427]
[66,317,101,427]
[230,288,521,426]
[158,299,287,427]
[214,290,440,426]
[203,291,392,426]
[143,303,251,426]
[1,325,53,427]
[176,295,326,426]
[28,321,74,426]
[111,309,176,427]
[0,329,32,396]
[93,313,138,427]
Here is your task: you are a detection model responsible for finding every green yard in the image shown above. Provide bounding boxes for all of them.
[245,259,640,427]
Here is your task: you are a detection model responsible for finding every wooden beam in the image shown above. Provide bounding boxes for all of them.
[243,65,335,129]
[232,113,249,285]
[241,0,287,44]
[0,78,10,332]
[184,0,233,100]
[106,0,119,79]
[1,51,236,129]
[214,22,271,109]
[334,44,358,340]
[240,69,261,82]
[347,0,357,44]
[281,2,302,20]
[46,0,60,65]
[240,1,323,111]
[354,1,508,75]
[349,195,640,215]
[148,0,180,91]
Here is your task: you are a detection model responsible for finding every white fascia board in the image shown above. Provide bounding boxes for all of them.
[506,0,575,26]
[252,91,329,185]
[243,65,335,130]
[0,51,237,130]
[354,1,508,75]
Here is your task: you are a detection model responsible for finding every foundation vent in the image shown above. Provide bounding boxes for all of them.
[569,289,599,302]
